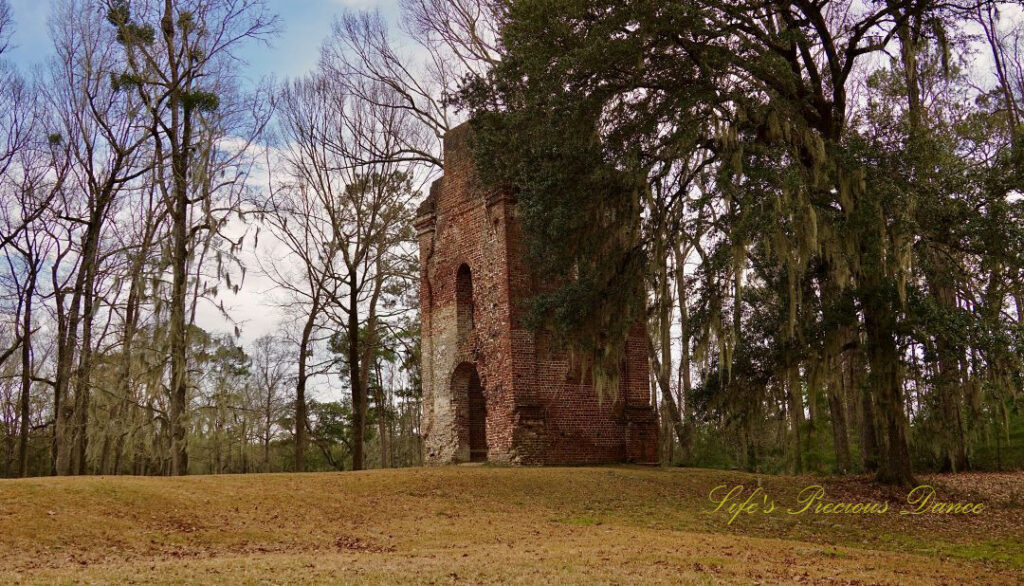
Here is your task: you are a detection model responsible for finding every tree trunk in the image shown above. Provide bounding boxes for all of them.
[53,267,82,476]
[932,279,967,472]
[649,243,688,453]
[162,0,192,477]
[856,350,879,472]
[17,260,36,477]
[826,373,851,474]
[863,299,915,486]
[73,268,98,475]
[375,359,389,468]
[356,269,384,469]
[168,164,189,475]
[787,364,803,474]
[294,306,316,473]
[263,427,271,472]
[674,243,694,459]
[348,276,365,471]
[111,235,150,475]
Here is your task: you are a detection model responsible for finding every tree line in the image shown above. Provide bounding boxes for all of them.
[0,0,434,476]
[2,0,1021,484]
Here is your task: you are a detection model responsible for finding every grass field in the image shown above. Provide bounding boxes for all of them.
[0,466,1021,584]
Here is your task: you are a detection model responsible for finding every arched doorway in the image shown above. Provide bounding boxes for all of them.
[451,362,487,462]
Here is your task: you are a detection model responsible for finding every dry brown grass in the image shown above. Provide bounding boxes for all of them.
[0,466,1020,584]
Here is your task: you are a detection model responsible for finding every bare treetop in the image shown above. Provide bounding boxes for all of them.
[0,0,11,57]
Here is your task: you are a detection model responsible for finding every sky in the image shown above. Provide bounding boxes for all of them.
[3,0,408,352]
[4,0,399,80]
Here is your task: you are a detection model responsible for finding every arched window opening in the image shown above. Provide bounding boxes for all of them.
[456,263,474,343]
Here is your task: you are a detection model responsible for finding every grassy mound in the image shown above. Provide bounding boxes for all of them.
[0,467,1020,584]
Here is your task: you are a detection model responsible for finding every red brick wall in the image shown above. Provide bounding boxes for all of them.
[417,122,658,465]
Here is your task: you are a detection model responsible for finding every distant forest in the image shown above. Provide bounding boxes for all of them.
[1,0,1021,485]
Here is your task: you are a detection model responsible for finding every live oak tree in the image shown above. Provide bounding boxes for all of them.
[464,0,1024,484]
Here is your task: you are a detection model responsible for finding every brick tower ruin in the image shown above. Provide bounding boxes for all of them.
[415,123,658,465]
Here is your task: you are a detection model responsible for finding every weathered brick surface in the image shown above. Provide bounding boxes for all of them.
[416,123,658,465]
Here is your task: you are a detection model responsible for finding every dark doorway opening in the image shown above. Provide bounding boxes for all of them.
[452,362,488,462]
[467,369,487,462]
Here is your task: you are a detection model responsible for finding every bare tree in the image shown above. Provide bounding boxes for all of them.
[0,51,61,253]
[323,12,448,169]
[108,0,277,475]
[40,1,154,475]
[0,0,12,57]
[322,135,417,471]
[268,70,418,471]
[2,143,59,477]
[259,77,345,470]
[0,54,34,378]
[97,179,166,474]
[0,63,71,475]
[249,334,290,471]
[319,0,503,172]
[399,0,501,74]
